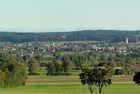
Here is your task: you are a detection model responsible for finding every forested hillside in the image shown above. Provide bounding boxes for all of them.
[0,30,140,42]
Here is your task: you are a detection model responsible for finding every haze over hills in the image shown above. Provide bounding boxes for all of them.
[0,30,140,43]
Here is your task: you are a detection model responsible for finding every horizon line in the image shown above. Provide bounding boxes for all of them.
[0,29,140,33]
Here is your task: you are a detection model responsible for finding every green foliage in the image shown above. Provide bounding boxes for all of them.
[0,30,139,42]
[0,53,27,87]
[62,56,72,73]
[46,57,74,76]
[19,46,140,76]
[28,58,39,75]
[47,61,56,75]
[79,68,112,93]
[47,59,64,75]
[133,71,140,86]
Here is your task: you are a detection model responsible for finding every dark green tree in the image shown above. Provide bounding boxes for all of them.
[28,58,39,75]
[0,53,27,87]
[54,60,62,74]
[74,54,89,70]
[62,56,72,73]
[133,71,140,86]
[47,59,62,75]
[47,62,55,75]
[47,62,56,75]
[79,68,112,93]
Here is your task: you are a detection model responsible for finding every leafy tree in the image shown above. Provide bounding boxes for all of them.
[79,68,112,93]
[34,54,43,63]
[100,53,108,63]
[53,60,62,74]
[28,58,39,75]
[22,54,32,64]
[62,56,72,73]
[133,71,140,86]
[89,56,99,66]
[47,61,56,75]
[47,59,62,75]
[73,54,89,70]
[0,53,27,87]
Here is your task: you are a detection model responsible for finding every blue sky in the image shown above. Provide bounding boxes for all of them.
[0,0,140,32]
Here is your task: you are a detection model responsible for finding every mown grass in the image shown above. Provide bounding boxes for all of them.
[0,82,139,93]
[26,75,133,83]
[0,75,139,94]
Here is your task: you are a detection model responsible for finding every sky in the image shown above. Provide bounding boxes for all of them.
[0,0,140,32]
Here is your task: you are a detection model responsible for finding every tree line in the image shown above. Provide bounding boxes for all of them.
[0,48,140,89]
[0,30,140,42]
[21,48,140,76]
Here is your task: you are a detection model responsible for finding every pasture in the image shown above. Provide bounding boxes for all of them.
[0,75,140,94]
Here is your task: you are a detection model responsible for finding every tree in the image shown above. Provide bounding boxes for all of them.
[74,54,89,70]
[0,53,27,87]
[133,71,140,86]
[79,68,112,93]
[62,56,72,73]
[47,61,56,75]
[53,60,62,74]
[47,59,62,75]
[28,58,39,75]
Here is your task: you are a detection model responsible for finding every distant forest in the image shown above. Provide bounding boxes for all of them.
[0,30,140,43]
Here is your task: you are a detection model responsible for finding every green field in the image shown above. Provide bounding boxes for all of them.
[0,75,140,94]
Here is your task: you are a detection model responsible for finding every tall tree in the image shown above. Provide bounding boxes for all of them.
[28,58,39,75]
[0,53,27,87]
[62,56,72,73]
[47,61,56,75]
[47,59,62,75]
[79,68,112,93]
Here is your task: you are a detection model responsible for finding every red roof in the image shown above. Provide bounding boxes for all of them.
[4,45,14,49]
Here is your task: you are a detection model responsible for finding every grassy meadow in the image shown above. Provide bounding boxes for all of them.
[0,75,139,94]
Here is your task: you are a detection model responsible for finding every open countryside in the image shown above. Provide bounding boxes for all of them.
[0,0,140,94]
[0,35,140,93]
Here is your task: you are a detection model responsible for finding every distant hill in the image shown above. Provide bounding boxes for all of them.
[0,30,140,43]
